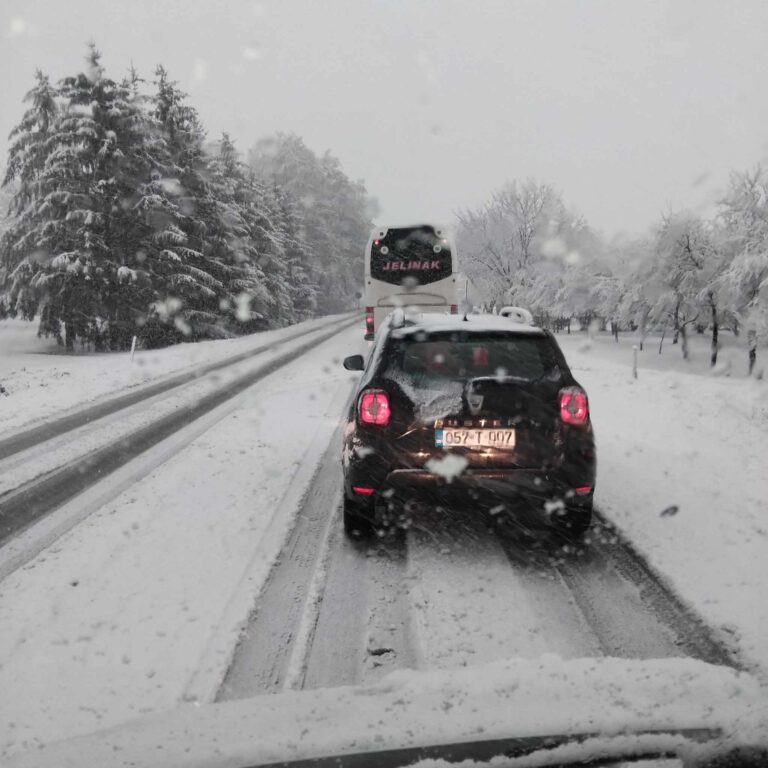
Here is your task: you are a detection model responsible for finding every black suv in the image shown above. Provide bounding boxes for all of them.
[341,313,596,539]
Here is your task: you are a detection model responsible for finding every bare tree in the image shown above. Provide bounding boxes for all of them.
[457,179,568,308]
[653,213,713,360]
[717,167,768,374]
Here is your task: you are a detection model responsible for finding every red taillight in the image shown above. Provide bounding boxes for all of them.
[365,306,374,333]
[359,389,391,426]
[352,486,374,496]
[575,485,593,495]
[450,304,458,314]
[559,388,589,425]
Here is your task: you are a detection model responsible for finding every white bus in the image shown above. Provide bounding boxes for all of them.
[363,224,457,339]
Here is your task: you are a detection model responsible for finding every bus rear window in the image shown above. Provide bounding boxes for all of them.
[370,227,452,286]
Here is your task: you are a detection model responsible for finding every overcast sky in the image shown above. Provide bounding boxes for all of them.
[2,0,768,238]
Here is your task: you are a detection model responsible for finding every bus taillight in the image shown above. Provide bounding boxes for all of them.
[365,306,374,333]
[450,304,458,314]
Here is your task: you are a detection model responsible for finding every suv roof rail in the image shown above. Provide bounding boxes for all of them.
[499,306,535,326]
[389,308,406,328]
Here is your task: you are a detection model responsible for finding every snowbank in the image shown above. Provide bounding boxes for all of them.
[8,656,768,768]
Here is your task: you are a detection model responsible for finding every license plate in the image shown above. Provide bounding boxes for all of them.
[435,428,516,449]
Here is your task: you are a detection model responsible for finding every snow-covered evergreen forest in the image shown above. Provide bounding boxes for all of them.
[0,45,375,350]
[458,173,768,371]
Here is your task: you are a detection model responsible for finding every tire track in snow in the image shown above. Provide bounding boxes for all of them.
[218,451,416,697]
[183,378,357,704]
[556,513,741,668]
[216,415,352,698]
[217,477,739,697]
[302,534,413,689]
[220,505,740,701]
[0,314,352,462]
[405,514,601,670]
[405,512,739,673]
[0,318,357,551]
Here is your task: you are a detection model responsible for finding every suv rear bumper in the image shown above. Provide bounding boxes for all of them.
[345,465,594,511]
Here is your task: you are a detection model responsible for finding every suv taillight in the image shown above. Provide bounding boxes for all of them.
[365,306,374,332]
[450,304,458,314]
[359,389,391,426]
[559,388,589,425]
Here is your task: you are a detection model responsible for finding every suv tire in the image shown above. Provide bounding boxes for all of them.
[343,497,375,539]
[556,504,593,540]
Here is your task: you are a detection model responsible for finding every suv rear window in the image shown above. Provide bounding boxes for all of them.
[389,333,560,384]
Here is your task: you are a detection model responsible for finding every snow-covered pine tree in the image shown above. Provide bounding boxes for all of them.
[98,63,175,350]
[1,69,59,320]
[249,133,374,314]
[40,44,179,350]
[141,67,237,344]
[235,164,293,327]
[271,182,317,321]
[314,149,372,313]
[1,46,177,349]
[2,46,120,349]
[204,133,273,332]
[4,48,374,350]
[3,70,58,212]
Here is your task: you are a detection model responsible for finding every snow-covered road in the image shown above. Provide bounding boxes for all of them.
[0,319,350,497]
[0,315,352,437]
[0,322,363,756]
[0,317,357,567]
[0,321,765,760]
[220,495,733,704]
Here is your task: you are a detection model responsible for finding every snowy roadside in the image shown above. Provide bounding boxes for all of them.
[0,325,363,757]
[568,328,761,379]
[0,314,352,436]
[558,333,768,675]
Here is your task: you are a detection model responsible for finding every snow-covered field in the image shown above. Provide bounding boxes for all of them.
[558,331,768,673]
[0,321,766,758]
[572,327,761,379]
